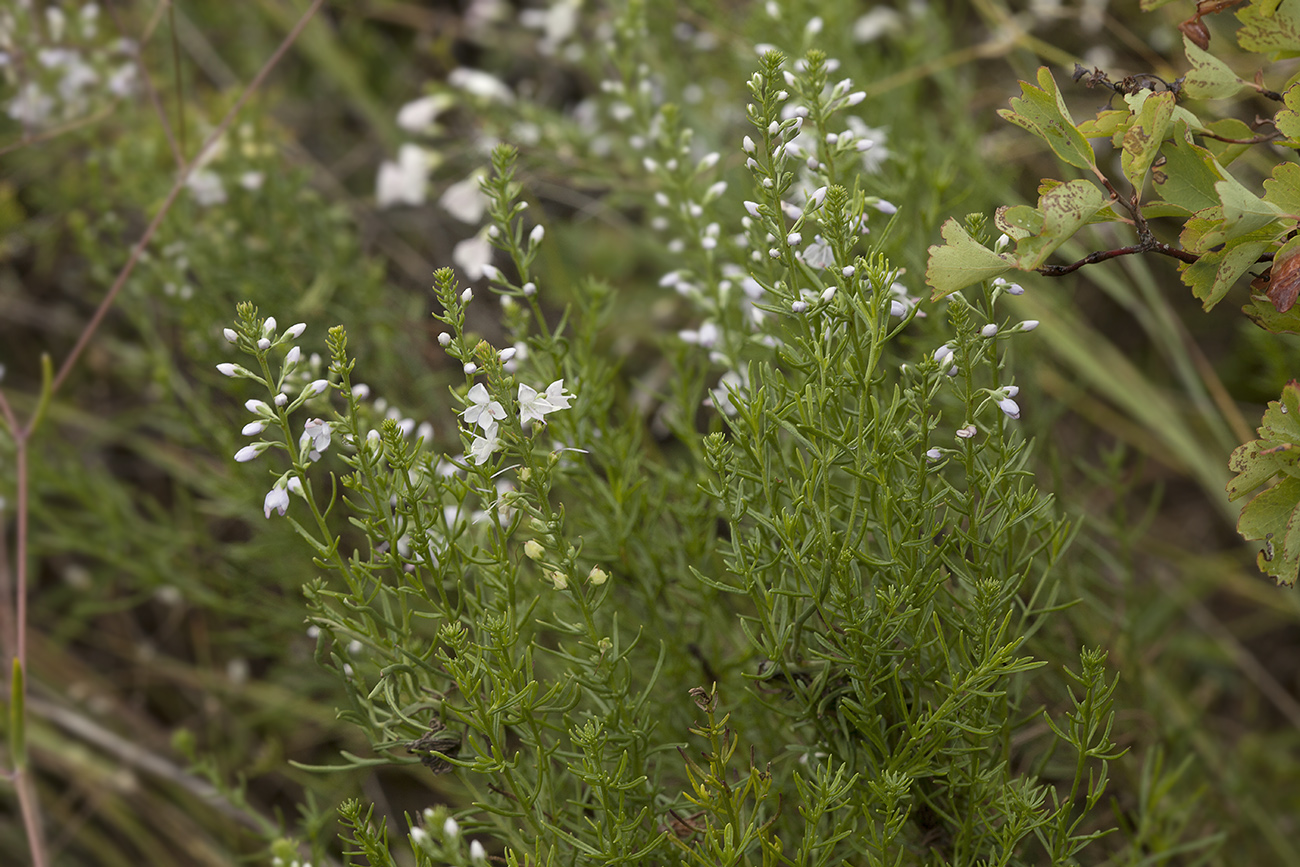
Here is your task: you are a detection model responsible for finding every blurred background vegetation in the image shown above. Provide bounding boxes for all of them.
[2,0,1299,864]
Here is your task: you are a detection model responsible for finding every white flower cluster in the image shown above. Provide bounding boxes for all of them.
[460,379,575,465]
[2,4,137,129]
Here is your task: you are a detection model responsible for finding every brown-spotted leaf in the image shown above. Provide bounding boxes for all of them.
[998,68,1097,171]
[1234,381,1300,585]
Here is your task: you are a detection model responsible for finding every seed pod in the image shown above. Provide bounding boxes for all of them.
[407,722,462,774]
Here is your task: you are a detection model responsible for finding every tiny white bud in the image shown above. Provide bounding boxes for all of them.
[890,300,906,317]
[464,362,478,375]
[470,841,487,863]
[1005,385,1020,397]
[743,135,756,154]
[981,324,998,337]
[263,317,277,336]
[274,393,289,406]
[643,157,658,172]
[487,225,500,238]
[1019,320,1040,332]
[956,424,978,439]
[285,346,301,366]
[529,224,545,245]
[499,347,517,362]
[791,300,808,313]
[855,139,874,152]
[845,91,866,106]
[588,566,609,586]
[480,265,503,283]
[783,70,796,86]
[768,120,780,136]
[806,157,820,170]
[522,282,537,296]
[820,287,836,303]
[286,322,307,338]
[306,379,329,396]
[216,363,239,377]
[699,152,720,170]
[997,397,1021,419]
[242,421,266,436]
[245,399,271,414]
[744,200,762,218]
[257,337,271,350]
[461,287,474,303]
[223,328,238,343]
[926,447,943,462]
[438,332,452,347]
[443,816,460,840]
[786,232,802,246]
[995,233,1010,251]
[411,827,430,846]
[875,199,898,215]
[808,186,828,208]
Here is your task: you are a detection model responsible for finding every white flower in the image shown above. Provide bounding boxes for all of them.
[469,840,487,863]
[463,383,507,430]
[853,7,903,41]
[468,424,502,465]
[396,93,454,132]
[803,236,834,269]
[453,232,494,280]
[449,67,514,102]
[264,485,290,518]
[518,380,574,425]
[186,169,227,206]
[301,418,332,459]
[439,172,488,223]
[376,144,431,208]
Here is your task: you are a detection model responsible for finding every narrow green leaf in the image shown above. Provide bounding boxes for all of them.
[997,67,1097,171]
[9,658,24,770]
[925,218,1013,299]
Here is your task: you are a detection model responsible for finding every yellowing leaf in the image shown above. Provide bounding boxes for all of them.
[925,219,1013,300]
[998,68,1097,171]
[1181,36,1250,99]
[1012,180,1108,270]
[1121,90,1175,193]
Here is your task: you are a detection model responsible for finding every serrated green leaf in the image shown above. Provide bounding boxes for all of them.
[1264,162,1300,216]
[1181,36,1251,99]
[1216,173,1284,242]
[1121,90,1175,193]
[1244,293,1300,333]
[1077,109,1130,139]
[1238,474,1300,586]
[1237,0,1300,56]
[1277,83,1300,145]
[1180,226,1278,309]
[998,67,1097,171]
[925,219,1013,300]
[1233,383,1300,583]
[994,205,1044,240]
[1012,180,1108,270]
[1150,128,1222,215]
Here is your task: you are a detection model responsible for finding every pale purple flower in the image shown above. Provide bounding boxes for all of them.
[264,485,290,518]
[997,397,1021,419]
[956,425,978,439]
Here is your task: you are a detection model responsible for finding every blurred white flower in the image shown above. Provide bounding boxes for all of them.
[186,169,227,206]
[854,7,903,42]
[376,144,431,207]
[449,67,514,102]
[439,172,488,223]
[397,93,454,132]
[453,231,494,280]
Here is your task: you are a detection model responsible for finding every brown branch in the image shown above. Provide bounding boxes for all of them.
[1037,240,1200,276]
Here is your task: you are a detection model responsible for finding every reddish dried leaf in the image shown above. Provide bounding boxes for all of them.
[1267,251,1300,314]
[1180,17,1211,50]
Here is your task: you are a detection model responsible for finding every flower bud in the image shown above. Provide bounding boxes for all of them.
[588,566,609,586]
[525,540,545,560]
